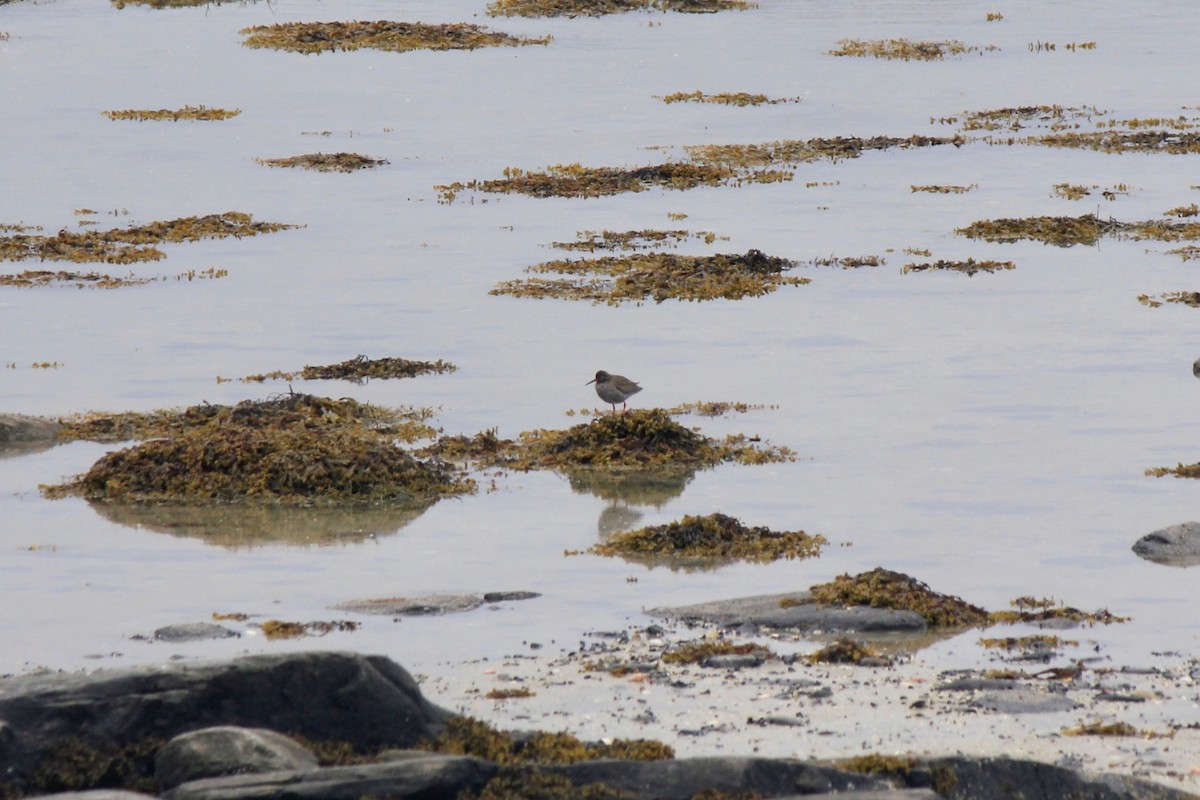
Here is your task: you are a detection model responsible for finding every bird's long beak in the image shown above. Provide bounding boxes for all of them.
[585,378,596,385]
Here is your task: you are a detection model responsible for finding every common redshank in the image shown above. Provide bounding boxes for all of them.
[587,370,642,413]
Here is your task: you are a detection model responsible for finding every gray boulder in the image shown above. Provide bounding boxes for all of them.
[1133,522,1200,567]
[919,755,1195,800]
[0,413,59,443]
[164,754,496,800]
[650,592,927,633]
[24,793,158,800]
[155,727,318,790]
[0,651,451,793]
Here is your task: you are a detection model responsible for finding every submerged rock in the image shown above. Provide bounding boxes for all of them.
[1132,521,1200,567]
[155,727,318,790]
[0,652,451,794]
[650,592,928,634]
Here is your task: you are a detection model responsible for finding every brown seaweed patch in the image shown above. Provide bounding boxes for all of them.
[240,21,551,55]
[56,393,433,444]
[113,0,261,6]
[901,258,1015,276]
[422,716,673,764]
[1031,130,1200,155]
[257,152,388,172]
[1166,246,1200,261]
[0,212,297,265]
[1137,291,1200,308]
[801,255,883,268]
[235,354,457,383]
[956,214,1116,246]
[1147,462,1200,478]
[487,0,754,17]
[103,105,241,121]
[807,638,888,665]
[437,162,788,202]
[911,184,976,193]
[485,688,535,700]
[838,755,919,777]
[51,397,445,507]
[829,38,996,61]
[589,512,825,563]
[659,90,799,106]
[1028,40,1096,53]
[492,249,808,304]
[979,634,1076,651]
[0,270,156,288]
[1,267,229,288]
[665,400,771,416]
[959,213,1200,247]
[259,619,359,639]
[28,737,161,795]
[1166,203,1200,218]
[660,638,774,664]
[987,596,1130,626]
[807,568,990,629]
[954,105,1106,132]
[426,409,792,473]
[44,422,469,506]
[550,229,723,251]
[1062,721,1168,738]
[686,134,964,168]
[470,769,624,800]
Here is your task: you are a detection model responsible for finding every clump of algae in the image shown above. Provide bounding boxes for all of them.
[901,258,1015,276]
[240,21,551,55]
[421,716,673,764]
[0,212,296,265]
[590,512,825,562]
[44,393,465,506]
[510,408,794,470]
[659,90,799,106]
[660,638,774,664]
[829,39,997,61]
[232,354,457,383]
[103,105,240,121]
[487,0,755,18]
[807,568,990,629]
[257,153,388,172]
[421,408,793,473]
[492,249,808,304]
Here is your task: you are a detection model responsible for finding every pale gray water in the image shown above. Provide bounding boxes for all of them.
[2,0,1199,682]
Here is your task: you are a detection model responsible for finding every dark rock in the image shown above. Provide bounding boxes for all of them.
[335,591,539,616]
[747,715,805,727]
[544,756,891,799]
[165,755,495,800]
[0,413,59,458]
[152,624,239,643]
[155,727,318,790]
[649,593,927,634]
[0,651,451,792]
[482,590,541,603]
[702,653,765,669]
[0,413,59,443]
[1133,522,1200,567]
[918,755,1195,800]
[30,793,159,799]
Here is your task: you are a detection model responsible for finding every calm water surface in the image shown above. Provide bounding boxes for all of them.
[2,0,1199,680]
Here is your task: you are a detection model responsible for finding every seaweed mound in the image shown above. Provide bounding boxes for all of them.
[591,512,826,562]
[807,568,990,629]
[46,394,469,505]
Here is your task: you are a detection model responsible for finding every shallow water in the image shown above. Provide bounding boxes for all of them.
[2,0,1200,687]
